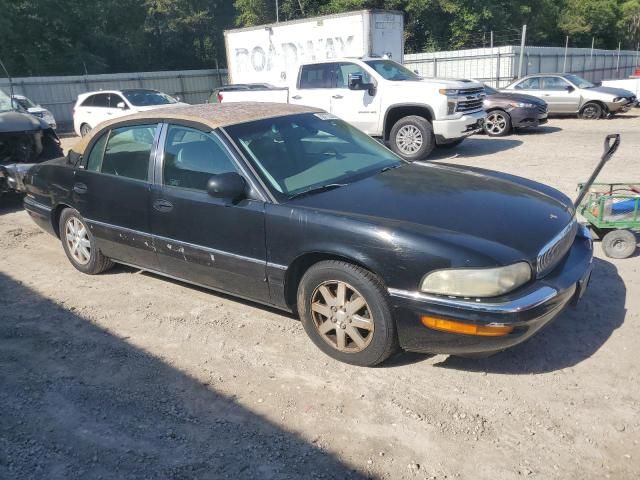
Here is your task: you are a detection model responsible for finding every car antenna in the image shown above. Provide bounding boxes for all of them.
[574,134,621,208]
[0,56,16,110]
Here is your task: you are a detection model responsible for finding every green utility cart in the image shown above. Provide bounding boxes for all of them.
[576,182,640,259]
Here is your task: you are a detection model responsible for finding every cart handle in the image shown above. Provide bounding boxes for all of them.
[574,134,621,209]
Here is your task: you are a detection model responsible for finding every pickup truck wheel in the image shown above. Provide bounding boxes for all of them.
[59,208,114,274]
[484,110,511,136]
[602,229,637,259]
[297,260,399,367]
[579,103,602,120]
[389,116,435,161]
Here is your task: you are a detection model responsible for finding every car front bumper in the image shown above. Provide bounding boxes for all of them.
[388,225,593,356]
[510,106,548,128]
[433,110,486,142]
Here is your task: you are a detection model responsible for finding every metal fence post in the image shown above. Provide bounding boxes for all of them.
[433,57,438,78]
[517,25,527,78]
[562,36,568,73]
[616,42,621,75]
[496,51,501,86]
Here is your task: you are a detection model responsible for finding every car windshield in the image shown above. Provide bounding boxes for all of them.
[0,89,14,112]
[122,89,178,106]
[225,112,402,200]
[364,60,421,81]
[564,74,595,89]
[14,96,36,109]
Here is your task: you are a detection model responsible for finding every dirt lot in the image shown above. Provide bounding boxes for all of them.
[1,114,639,480]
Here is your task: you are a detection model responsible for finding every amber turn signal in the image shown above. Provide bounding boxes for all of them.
[421,316,514,337]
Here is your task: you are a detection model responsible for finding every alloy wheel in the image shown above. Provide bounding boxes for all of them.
[581,105,600,119]
[310,280,374,353]
[396,125,423,154]
[65,217,91,265]
[486,112,507,134]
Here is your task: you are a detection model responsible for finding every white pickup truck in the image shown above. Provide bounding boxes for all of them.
[218,57,486,161]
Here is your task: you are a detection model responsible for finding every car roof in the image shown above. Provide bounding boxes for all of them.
[72,102,322,154]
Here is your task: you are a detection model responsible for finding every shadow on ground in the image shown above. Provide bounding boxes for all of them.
[436,257,626,374]
[429,137,523,160]
[0,271,367,480]
[514,125,562,135]
[0,192,24,216]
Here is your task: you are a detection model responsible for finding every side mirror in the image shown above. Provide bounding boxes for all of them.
[207,172,247,203]
[566,85,575,93]
[116,101,126,110]
[594,81,602,87]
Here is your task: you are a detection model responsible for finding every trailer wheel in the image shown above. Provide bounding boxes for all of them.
[389,115,435,161]
[602,229,637,259]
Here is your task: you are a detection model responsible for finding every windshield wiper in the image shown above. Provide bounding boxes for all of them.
[288,183,347,200]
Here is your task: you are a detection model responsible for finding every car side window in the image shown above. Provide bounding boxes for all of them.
[335,63,371,88]
[541,77,570,90]
[81,96,94,107]
[515,78,540,90]
[163,125,238,191]
[299,64,335,89]
[90,94,110,108]
[101,124,157,181]
[85,132,109,172]
[111,95,128,109]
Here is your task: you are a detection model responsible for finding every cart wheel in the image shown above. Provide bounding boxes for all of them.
[602,229,637,259]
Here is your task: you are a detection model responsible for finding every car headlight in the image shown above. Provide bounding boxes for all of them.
[31,111,45,118]
[612,97,627,103]
[420,262,532,298]
[508,102,536,108]
[439,89,459,115]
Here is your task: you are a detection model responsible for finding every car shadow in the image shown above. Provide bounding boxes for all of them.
[435,257,625,374]
[0,271,368,479]
[514,125,562,135]
[0,191,24,215]
[429,137,523,160]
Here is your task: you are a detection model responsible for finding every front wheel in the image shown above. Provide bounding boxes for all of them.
[484,110,511,136]
[297,261,399,366]
[59,208,114,274]
[389,115,435,161]
[579,103,603,120]
[602,229,637,259]
[80,123,92,137]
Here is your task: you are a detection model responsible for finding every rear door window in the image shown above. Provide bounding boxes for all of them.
[515,77,540,90]
[299,64,336,89]
[89,94,110,108]
[101,124,157,181]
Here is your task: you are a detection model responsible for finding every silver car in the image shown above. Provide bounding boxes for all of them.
[12,94,57,129]
[503,73,636,119]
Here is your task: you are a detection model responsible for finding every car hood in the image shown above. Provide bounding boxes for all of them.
[486,92,545,104]
[288,163,574,262]
[587,86,635,97]
[0,111,48,133]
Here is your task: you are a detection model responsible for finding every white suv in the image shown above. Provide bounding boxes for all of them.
[73,89,187,137]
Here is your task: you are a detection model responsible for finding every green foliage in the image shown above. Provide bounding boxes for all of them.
[0,0,636,77]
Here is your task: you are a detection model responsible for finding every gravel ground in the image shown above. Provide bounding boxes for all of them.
[1,114,639,480]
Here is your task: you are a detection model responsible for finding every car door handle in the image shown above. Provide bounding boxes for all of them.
[73,182,88,194]
[291,95,302,100]
[153,199,174,213]
[332,94,344,99]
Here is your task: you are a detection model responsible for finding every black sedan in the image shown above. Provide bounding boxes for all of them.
[22,103,592,366]
[482,84,548,136]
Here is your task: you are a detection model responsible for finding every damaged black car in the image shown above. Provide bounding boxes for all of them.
[0,88,63,196]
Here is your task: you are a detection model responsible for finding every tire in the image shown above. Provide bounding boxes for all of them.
[80,123,92,137]
[389,115,435,161]
[484,110,511,136]
[439,138,465,148]
[602,229,637,259]
[579,103,603,120]
[297,260,399,367]
[59,208,114,274]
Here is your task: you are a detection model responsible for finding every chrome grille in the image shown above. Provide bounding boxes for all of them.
[537,104,548,114]
[455,87,485,113]
[536,219,578,278]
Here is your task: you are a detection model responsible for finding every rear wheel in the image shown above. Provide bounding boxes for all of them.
[59,208,114,274]
[389,115,435,161]
[579,103,603,120]
[602,229,637,259]
[484,110,511,136]
[80,123,92,137]
[297,261,399,366]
